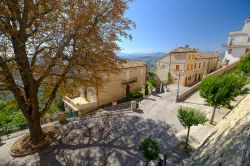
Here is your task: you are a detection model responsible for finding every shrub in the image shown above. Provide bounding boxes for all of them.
[145,83,149,95]
[0,99,27,136]
[125,91,143,101]
[147,72,156,87]
[238,51,250,75]
[167,72,172,82]
[139,136,160,165]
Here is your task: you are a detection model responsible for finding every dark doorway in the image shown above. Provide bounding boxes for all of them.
[126,85,130,96]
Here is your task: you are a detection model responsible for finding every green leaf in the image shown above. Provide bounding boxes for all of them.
[178,107,207,127]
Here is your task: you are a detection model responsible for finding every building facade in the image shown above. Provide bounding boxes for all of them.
[63,61,147,115]
[223,17,250,65]
[156,45,221,88]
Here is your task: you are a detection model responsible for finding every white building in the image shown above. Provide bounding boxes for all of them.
[223,17,250,65]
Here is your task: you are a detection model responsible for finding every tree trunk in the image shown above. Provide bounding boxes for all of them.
[27,115,45,144]
[185,126,190,149]
[210,106,216,125]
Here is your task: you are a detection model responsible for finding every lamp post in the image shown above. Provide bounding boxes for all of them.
[175,70,185,103]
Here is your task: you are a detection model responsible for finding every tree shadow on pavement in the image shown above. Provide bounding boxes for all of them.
[35,113,189,166]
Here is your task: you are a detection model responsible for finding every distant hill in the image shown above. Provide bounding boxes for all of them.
[118,52,165,59]
[118,52,166,73]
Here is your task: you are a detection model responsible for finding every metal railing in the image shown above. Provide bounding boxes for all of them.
[0,111,79,141]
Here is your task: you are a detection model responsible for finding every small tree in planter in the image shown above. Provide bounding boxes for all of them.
[139,136,160,166]
[199,73,247,124]
[178,107,207,149]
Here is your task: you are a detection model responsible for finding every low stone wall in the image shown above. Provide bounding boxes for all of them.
[186,93,250,165]
[178,61,239,101]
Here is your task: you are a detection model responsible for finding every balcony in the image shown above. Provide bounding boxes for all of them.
[222,42,250,48]
[121,77,138,85]
[63,96,97,112]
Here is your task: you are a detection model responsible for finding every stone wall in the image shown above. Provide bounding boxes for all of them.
[186,93,250,166]
[98,65,146,106]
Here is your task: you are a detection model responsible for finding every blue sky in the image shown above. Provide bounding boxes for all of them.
[118,0,250,54]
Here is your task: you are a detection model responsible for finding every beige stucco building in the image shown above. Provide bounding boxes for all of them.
[156,45,221,88]
[63,61,147,115]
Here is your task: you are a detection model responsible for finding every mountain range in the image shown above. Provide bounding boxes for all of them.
[117,52,166,59]
[118,52,166,73]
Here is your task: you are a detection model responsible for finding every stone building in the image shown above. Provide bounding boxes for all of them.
[156,45,221,89]
[223,16,250,65]
[63,61,147,115]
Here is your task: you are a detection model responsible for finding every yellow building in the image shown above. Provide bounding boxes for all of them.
[156,45,221,88]
[63,61,147,115]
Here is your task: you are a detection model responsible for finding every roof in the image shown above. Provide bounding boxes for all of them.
[196,52,221,59]
[171,47,198,53]
[121,60,146,69]
[157,53,170,61]
[229,31,248,36]
[157,47,221,62]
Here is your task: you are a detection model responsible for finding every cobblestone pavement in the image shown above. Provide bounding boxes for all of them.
[0,84,246,165]
[130,84,242,149]
[0,114,189,166]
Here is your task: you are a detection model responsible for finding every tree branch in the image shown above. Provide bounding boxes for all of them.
[0,56,28,113]
[36,35,74,86]
[39,63,72,116]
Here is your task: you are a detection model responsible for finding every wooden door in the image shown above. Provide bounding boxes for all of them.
[126,85,130,96]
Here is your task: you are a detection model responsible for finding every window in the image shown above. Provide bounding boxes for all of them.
[228,49,232,54]
[199,63,201,68]
[203,62,205,67]
[188,54,191,59]
[176,65,180,70]
[187,64,190,70]
[191,64,193,70]
[194,63,196,69]
[248,37,250,42]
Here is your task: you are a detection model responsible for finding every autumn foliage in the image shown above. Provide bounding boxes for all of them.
[0,0,133,143]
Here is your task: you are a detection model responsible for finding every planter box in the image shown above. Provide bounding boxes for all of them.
[131,101,137,111]
[112,101,117,106]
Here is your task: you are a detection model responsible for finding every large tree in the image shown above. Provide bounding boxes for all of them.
[199,73,247,124]
[0,0,133,144]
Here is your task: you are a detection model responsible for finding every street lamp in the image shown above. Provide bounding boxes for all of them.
[175,70,185,103]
